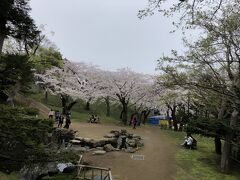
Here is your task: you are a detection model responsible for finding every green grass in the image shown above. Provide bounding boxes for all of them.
[28,88,131,124]
[0,172,19,180]
[162,130,240,180]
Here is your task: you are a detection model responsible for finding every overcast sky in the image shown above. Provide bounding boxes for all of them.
[30,0,184,74]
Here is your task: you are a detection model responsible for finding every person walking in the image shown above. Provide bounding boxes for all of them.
[133,117,137,129]
[48,109,55,120]
[64,111,71,129]
[58,115,64,128]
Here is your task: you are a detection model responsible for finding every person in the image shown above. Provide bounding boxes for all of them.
[181,134,194,149]
[48,109,55,119]
[58,115,64,128]
[55,110,61,122]
[133,117,137,129]
[64,111,71,129]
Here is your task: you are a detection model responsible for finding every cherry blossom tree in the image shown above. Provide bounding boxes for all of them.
[102,68,151,125]
[35,60,156,124]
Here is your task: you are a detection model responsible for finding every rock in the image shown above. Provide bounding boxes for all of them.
[128,133,134,138]
[93,150,106,155]
[75,136,84,141]
[104,144,115,152]
[106,138,117,144]
[96,147,104,150]
[63,166,75,173]
[70,139,81,145]
[104,133,115,138]
[57,163,74,172]
[20,162,58,180]
[136,140,144,147]
[117,137,122,149]
[133,134,141,139]
[70,145,88,152]
[125,147,136,153]
[110,130,120,137]
[83,138,93,143]
[120,129,127,135]
[92,139,107,147]
[126,139,136,147]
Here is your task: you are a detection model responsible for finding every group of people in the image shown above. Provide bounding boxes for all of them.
[48,109,71,129]
[88,114,100,123]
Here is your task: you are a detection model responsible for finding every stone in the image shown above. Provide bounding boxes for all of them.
[83,138,93,143]
[20,162,58,180]
[63,166,75,173]
[104,144,115,152]
[106,138,117,144]
[70,139,81,145]
[110,130,120,137]
[136,140,144,147]
[120,129,127,134]
[92,139,107,147]
[104,133,115,138]
[70,146,88,152]
[133,134,141,139]
[57,163,74,172]
[96,147,104,150]
[93,150,106,155]
[117,136,122,149]
[126,139,136,147]
[125,147,136,153]
[75,136,84,141]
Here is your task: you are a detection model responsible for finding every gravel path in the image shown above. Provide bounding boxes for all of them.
[72,122,176,180]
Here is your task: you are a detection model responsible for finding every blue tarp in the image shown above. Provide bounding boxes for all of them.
[147,116,168,125]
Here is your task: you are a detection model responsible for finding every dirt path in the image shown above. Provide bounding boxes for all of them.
[72,122,176,180]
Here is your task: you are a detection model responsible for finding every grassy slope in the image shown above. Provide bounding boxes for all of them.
[162,130,240,180]
[29,89,124,124]
[0,172,19,180]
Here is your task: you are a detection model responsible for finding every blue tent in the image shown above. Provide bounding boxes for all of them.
[147,115,167,125]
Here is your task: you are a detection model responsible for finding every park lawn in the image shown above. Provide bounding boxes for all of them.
[0,172,19,180]
[162,130,240,180]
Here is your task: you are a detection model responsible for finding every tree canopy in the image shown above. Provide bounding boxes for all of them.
[0,0,40,53]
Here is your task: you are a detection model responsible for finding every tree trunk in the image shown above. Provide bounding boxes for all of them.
[105,97,110,117]
[143,110,151,124]
[0,32,4,54]
[220,109,238,172]
[120,110,123,119]
[140,111,144,124]
[215,136,222,155]
[61,95,67,115]
[44,90,48,103]
[122,103,128,125]
[129,113,135,125]
[67,101,77,111]
[171,106,178,131]
[85,99,91,111]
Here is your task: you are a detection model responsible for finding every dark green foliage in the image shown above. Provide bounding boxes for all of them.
[24,107,39,116]
[0,105,53,172]
[0,0,40,53]
[186,117,228,138]
[0,54,33,92]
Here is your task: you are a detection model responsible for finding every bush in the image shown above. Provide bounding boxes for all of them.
[25,107,39,116]
[0,105,53,172]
